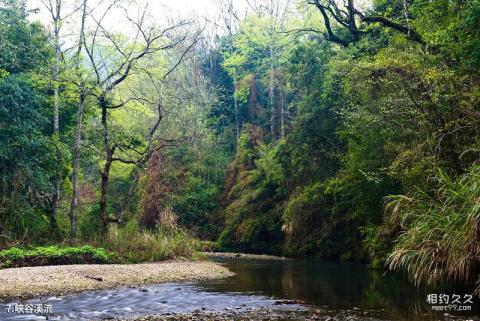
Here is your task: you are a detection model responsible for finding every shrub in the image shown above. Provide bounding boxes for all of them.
[0,245,117,268]
[103,220,200,263]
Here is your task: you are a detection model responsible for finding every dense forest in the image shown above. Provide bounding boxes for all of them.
[1,0,479,294]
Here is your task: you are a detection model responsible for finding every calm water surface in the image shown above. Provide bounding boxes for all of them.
[204,257,480,321]
[0,257,478,320]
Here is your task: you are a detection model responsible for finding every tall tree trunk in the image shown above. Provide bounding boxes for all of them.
[51,0,62,235]
[269,46,275,137]
[279,73,286,139]
[233,80,240,142]
[402,0,411,39]
[99,150,113,233]
[69,93,85,243]
[247,73,257,124]
[68,0,88,244]
[98,98,114,234]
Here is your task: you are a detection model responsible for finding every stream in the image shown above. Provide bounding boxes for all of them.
[1,257,478,321]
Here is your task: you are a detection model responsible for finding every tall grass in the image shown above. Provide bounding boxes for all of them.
[101,220,200,263]
[385,165,480,292]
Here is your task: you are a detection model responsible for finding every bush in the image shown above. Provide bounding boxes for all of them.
[0,245,117,268]
[103,220,200,263]
[0,222,202,267]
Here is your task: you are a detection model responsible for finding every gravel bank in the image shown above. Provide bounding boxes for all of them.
[0,260,233,301]
[115,308,480,321]
[115,308,385,321]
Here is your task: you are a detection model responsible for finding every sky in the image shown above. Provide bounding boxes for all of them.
[26,0,240,30]
[25,0,255,46]
[27,0,220,20]
[25,0,241,51]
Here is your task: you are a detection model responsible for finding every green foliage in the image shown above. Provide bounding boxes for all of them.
[411,0,480,71]
[212,0,480,294]
[283,178,363,260]
[0,74,49,173]
[221,12,297,136]
[282,41,344,186]
[173,175,222,238]
[79,205,104,241]
[219,127,284,254]
[0,245,116,268]
[0,0,51,73]
[0,74,54,241]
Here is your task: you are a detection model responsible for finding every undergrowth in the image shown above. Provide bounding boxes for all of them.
[0,245,117,268]
[100,220,201,263]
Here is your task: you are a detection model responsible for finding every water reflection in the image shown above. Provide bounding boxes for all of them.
[199,257,479,321]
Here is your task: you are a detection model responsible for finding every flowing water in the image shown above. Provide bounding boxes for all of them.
[1,257,478,321]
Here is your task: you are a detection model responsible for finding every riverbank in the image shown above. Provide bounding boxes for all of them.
[204,252,290,260]
[115,309,480,321]
[0,260,233,301]
[114,308,385,321]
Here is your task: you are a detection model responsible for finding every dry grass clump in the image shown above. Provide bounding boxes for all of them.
[385,165,480,292]
[157,207,178,231]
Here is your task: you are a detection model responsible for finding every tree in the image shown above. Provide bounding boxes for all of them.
[306,0,424,46]
[41,0,64,237]
[222,8,295,141]
[82,1,196,232]
[0,75,53,240]
[68,0,88,243]
[0,0,54,241]
[0,0,51,73]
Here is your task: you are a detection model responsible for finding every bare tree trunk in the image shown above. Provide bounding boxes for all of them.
[402,0,411,39]
[99,153,113,233]
[51,0,62,236]
[248,73,257,124]
[279,73,286,139]
[69,93,85,243]
[269,46,275,138]
[68,0,88,244]
[233,80,240,141]
[98,99,113,233]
